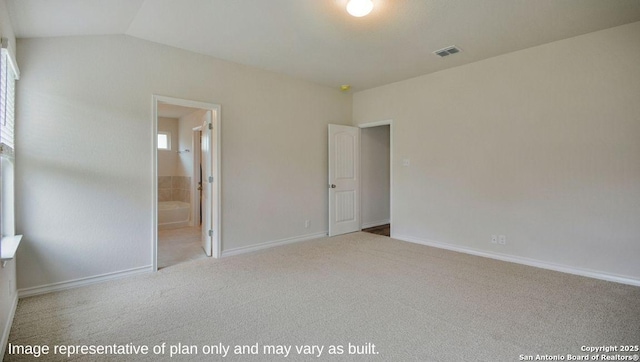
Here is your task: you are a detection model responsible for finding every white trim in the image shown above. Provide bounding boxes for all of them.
[395,234,640,287]
[0,291,17,358]
[154,95,220,111]
[0,235,22,265]
[358,120,393,236]
[152,95,222,270]
[17,265,153,298]
[221,232,327,258]
[0,40,19,80]
[213,110,222,259]
[152,98,159,271]
[359,119,392,128]
[361,219,390,229]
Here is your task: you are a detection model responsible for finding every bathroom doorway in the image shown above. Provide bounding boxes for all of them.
[360,120,392,238]
[152,96,221,270]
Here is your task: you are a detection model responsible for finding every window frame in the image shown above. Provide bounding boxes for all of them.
[0,37,21,262]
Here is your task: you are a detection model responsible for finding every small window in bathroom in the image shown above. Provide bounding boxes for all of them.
[157,132,171,150]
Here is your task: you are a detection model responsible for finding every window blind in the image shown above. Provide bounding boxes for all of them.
[0,38,20,245]
[0,40,18,156]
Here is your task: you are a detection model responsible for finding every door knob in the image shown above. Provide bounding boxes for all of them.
[330,184,336,188]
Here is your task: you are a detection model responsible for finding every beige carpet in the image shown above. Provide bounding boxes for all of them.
[5,232,640,361]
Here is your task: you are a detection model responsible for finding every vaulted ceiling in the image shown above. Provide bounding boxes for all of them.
[6,0,640,90]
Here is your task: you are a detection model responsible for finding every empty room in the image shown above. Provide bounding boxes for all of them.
[1,0,639,361]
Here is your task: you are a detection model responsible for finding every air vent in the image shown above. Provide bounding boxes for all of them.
[433,46,461,57]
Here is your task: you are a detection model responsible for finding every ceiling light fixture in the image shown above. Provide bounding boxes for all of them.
[346,0,374,17]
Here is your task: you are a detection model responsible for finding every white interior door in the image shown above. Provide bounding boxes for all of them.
[328,124,360,236]
[192,128,202,228]
[201,111,213,256]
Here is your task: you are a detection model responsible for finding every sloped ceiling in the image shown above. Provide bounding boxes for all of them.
[6,0,640,90]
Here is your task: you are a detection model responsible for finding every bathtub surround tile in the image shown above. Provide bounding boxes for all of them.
[158,189,172,202]
[182,176,191,189]
[158,176,174,202]
[172,189,186,202]
[183,190,191,203]
[172,176,189,189]
[167,176,192,202]
[158,176,193,203]
[158,176,172,189]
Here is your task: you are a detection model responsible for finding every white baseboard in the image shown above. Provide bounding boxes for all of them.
[361,219,390,229]
[1,292,18,358]
[18,265,154,298]
[222,232,327,258]
[394,234,640,287]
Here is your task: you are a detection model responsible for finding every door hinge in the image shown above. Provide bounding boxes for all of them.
[208,229,213,237]
[208,176,214,183]
[208,123,213,130]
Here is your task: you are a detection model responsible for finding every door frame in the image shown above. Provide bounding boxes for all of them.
[152,95,222,271]
[358,119,393,237]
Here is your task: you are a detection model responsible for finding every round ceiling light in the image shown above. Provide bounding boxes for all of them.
[346,0,374,17]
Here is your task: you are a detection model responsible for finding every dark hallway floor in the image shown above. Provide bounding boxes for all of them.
[362,223,390,237]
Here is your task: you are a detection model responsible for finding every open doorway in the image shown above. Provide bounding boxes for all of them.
[152,96,221,270]
[360,121,392,237]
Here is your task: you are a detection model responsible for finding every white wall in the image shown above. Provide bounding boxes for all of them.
[0,0,18,355]
[176,109,207,178]
[15,35,351,292]
[361,125,390,227]
[353,21,640,282]
[0,0,15,71]
[157,117,179,176]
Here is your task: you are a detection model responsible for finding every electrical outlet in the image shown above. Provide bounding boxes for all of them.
[491,235,498,244]
[498,235,506,245]
[305,220,310,228]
